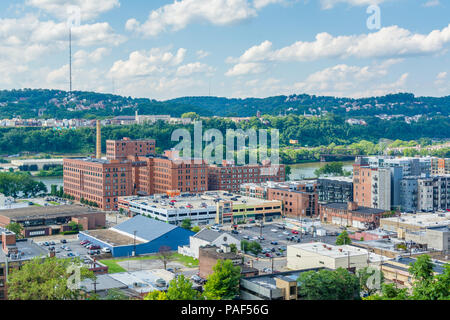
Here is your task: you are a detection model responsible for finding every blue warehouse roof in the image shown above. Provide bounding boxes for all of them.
[112,215,179,242]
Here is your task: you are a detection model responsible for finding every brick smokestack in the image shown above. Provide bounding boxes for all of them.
[96,120,102,159]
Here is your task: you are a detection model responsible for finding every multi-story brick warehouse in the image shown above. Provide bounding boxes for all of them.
[131,151,208,195]
[63,158,133,211]
[208,160,285,193]
[267,183,318,218]
[106,137,156,160]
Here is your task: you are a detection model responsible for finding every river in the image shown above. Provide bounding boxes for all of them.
[289,161,354,180]
[32,176,63,191]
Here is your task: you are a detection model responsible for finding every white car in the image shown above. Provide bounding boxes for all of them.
[101,247,111,253]
[283,231,289,235]
[271,229,277,232]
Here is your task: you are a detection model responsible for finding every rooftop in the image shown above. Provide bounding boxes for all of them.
[322,202,386,215]
[0,239,48,263]
[108,270,175,294]
[112,215,183,242]
[193,228,224,242]
[81,229,145,246]
[382,212,450,227]
[121,191,281,211]
[289,242,388,262]
[0,205,102,220]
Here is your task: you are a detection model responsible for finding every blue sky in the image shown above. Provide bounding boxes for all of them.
[0,0,449,100]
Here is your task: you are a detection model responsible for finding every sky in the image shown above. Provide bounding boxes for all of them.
[0,0,449,100]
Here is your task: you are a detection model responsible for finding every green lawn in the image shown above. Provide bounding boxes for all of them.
[99,253,198,274]
[48,201,60,205]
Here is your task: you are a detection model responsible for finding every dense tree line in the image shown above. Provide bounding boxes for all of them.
[0,172,47,197]
[0,115,448,160]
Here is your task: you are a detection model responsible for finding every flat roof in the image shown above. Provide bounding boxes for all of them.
[82,229,145,247]
[322,203,386,215]
[0,239,48,263]
[122,191,281,211]
[382,212,450,227]
[289,242,387,262]
[0,205,102,220]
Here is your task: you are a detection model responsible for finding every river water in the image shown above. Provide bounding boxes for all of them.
[289,161,354,180]
[32,176,64,191]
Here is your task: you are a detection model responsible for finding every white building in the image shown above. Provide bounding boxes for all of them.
[287,242,388,271]
[372,168,391,211]
[178,228,241,259]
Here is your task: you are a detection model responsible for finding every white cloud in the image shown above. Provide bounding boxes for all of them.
[319,0,388,9]
[225,24,450,75]
[125,0,290,37]
[436,71,447,80]
[109,48,187,79]
[423,0,440,7]
[291,60,408,97]
[26,0,120,21]
[74,48,110,67]
[196,50,210,59]
[176,62,215,77]
[225,62,267,76]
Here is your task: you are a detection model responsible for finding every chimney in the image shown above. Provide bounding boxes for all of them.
[96,120,101,159]
[2,230,16,254]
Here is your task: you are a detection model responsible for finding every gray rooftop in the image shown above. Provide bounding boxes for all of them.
[112,215,178,242]
[0,205,101,220]
[193,228,223,242]
[79,274,129,292]
[322,203,386,215]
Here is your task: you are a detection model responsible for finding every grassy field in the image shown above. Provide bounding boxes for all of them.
[99,253,199,274]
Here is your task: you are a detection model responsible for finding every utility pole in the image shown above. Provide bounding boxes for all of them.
[271,256,274,275]
[133,230,137,257]
[69,28,72,94]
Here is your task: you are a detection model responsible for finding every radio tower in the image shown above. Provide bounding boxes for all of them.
[69,28,73,94]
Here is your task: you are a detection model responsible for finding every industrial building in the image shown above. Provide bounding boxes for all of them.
[119,191,283,226]
[286,242,388,272]
[78,215,193,257]
[319,202,388,230]
[0,205,106,237]
[208,160,285,193]
[239,268,325,300]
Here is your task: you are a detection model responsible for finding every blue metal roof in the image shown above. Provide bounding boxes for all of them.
[113,215,178,242]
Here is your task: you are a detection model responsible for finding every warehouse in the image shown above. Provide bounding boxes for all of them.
[78,215,194,257]
[0,205,106,237]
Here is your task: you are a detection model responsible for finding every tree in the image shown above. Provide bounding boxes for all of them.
[248,241,262,255]
[68,221,83,232]
[181,219,192,230]
[166,275,202,300]
[229,244,238,254]
[364,255,450,300]
[144,290,168,300]
[240,240,250,253]
[5,223,24,239]
[191,225,201,233]
[314,162,345,177]
[7,257,94,300]
[357,267,384,296]
[181,112,200,120]
[157,246,173,270]
[203,260,241,300]
[336,230,352,245]
[297,268,361,300]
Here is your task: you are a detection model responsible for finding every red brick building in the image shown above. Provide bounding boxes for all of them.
[320,202,387,230]
[353,161,373,208]
[106,137,156,160]
[267,185,318,218]
[198,245,258,279]
[208,160,285,193]
[63,158,133,211]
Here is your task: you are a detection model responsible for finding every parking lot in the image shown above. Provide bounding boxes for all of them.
[36,237,111,259]
[224,221,339,273]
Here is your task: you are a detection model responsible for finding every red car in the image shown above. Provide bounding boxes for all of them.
[265,253,272,258]
[80,240,89,245]
[292,230,299,234]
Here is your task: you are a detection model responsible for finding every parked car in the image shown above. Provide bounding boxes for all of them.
[271,229,278,232]
[60,239,67,244]
[49,241,56,245]
[270,241,278,245]
[64,247,72,251]
[243,235,250,240]
[80,240,89,245]
[231,230,239,235]
[43,242,50,246]
[283,231,289,235]
[67,253,75,257]
[292,230,299,235]
[101,248,111,253]
[265,253,272,258]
